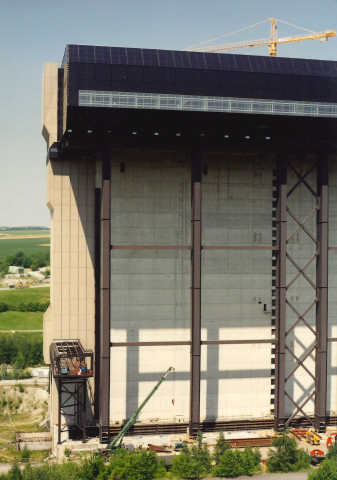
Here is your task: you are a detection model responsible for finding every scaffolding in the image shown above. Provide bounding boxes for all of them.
[50,340,94,443]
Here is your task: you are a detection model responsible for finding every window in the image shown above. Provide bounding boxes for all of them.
[78,89,337,118]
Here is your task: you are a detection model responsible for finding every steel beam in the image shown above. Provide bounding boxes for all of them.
[274,157,287,430]
[58,380,61,444]
[190,151,202,436]
[315,156,329,431]
[99,150,111,442]
[110,339,275,347]
[94,187,101,420]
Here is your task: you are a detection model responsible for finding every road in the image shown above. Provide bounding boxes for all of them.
[0,284,49,291]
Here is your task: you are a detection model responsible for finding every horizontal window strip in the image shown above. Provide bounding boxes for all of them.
[79,90,337,118]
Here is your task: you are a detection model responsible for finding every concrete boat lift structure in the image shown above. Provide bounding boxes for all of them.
[42,45,337,445]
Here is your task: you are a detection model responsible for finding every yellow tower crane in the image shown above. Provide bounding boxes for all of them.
[187,18,336,57]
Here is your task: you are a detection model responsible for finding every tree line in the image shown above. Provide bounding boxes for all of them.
[0,335,43,369]
[0,250,50,274]
[0,227,49,231]
[0,430,315,480]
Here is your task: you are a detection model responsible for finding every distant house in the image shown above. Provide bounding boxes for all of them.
[8,266,27,275]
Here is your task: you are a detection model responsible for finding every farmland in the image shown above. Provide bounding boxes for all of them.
[0,238,50,258]
[0,228,50,259]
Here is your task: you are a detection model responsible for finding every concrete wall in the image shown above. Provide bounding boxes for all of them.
[108,152,337,424]
[109,152,274,423]
[201,154,273,420]
[328,157,337,416]
[42,63,96,430]
[110,152,191,422]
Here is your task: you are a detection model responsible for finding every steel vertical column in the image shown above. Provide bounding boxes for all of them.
[315,156,329,431]
[94,187,101,421]
[274,158,287,430]
[58,380,62,444]
[190,151,202,435]
[99,150,111,442]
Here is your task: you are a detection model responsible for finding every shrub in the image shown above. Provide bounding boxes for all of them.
[0,302,8,313]
[20,445,30,463]
[266,430,311,473]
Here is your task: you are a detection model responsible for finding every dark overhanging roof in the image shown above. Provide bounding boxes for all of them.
[53,44,337,154]
[63,44,337,78]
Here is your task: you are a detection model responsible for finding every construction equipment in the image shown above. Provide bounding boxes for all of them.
[326,432,337,449]
[187,18,336,57]
[109,366,174,452]
[310,449,325,465]
[291,428,321,445]
[16,282,30,289]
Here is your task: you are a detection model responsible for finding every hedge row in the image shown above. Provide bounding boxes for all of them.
[0,301,49,313]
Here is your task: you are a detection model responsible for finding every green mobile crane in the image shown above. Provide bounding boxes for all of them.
[109,366,174,452]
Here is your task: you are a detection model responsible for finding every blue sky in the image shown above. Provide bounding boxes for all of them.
[0,0,336,227]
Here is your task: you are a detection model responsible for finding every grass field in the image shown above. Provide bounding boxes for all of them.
[0,288,49,331]
[0,311,43,330]
[0,331,43,342]
[0,238,50,258]
[0,287,50,306]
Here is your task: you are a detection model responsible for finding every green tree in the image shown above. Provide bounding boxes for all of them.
[171,431,211,479]
[326,442,337,461]
[109,449,166,480]
[308,458,337,480]
[6,462,23,480]
[213,431,230,465]
[15,351,26,370]
[266,430,310,473]
[212,448,244,478]
[12,251,25,267]
[79,454,107,480]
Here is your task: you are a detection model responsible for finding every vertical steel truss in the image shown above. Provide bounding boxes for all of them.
[57,380,87,444]
[274,157,328,431]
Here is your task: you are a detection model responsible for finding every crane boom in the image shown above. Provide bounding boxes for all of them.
[188,18,336,57]
[109,366,174,451]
